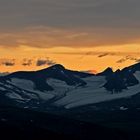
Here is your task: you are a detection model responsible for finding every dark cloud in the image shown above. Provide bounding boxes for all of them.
[22,59,32,66]
[36,58,56,66]
[0,0,139,29]
[54,51,140,57]
[116,56,140,63]
[3,62,15,66]
[98,53,109,58]
[116,58,126,64]
[0,0,140,47]
[0,59,15,66]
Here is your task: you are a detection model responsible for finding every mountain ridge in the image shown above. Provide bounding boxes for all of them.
[0,62,140,109]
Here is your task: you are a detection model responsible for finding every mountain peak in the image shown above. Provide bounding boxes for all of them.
[115,69,121,73]
[97,67,113,76]
[105,67,113,72]
[38,64,65,72]
[50,64,65,70]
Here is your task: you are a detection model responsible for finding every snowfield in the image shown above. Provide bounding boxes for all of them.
[54,72,140,109]
[47,78,74,96]
[6,92,24,101]
[9,78,55,100]
[11,78,35,90]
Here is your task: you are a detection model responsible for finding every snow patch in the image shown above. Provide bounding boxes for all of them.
[11,78,54,100]
[120,106,128,111]
[55,74,140,109]
[11,78,35,90]
[6,92,24,100]
[0,87,6,91]
[47,78,74,96]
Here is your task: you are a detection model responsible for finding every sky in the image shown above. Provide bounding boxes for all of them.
[0,0,140,73]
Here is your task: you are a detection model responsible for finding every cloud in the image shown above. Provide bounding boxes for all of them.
[0,0,139,29]
[0,25,140,48]
[0,0,139,48]
[36,58,56,66]
[0,57,56,68]
[0,59,15,66]
[3,62,15,66]
[22,59,32,66]
[54,51,140,57]
[116,56,140,63]
[98,53,109,58]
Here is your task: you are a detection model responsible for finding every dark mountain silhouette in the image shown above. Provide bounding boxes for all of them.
[122,62,140,74]
[1,63,140,93]
[97,67,113,76]
[1,64,93,91]
[1,62,140,94]
[103,67,139,93]
[104,70,127,93]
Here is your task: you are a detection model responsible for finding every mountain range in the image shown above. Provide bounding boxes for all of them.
[0,62,140,110]
[1,63,140,139]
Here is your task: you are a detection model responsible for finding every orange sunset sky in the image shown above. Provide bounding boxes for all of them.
[0,0,140,73]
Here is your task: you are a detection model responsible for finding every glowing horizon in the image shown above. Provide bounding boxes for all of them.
[0,44,140,73]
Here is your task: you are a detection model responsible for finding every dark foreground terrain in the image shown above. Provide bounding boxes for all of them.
[0,104,133,140]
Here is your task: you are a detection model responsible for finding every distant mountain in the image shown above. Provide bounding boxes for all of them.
[122,62,140,73]
[0,63,140,110]
[0,72,9,76]
[97,67,113,76]
[2,64,91,91]
[103,69,139,93]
